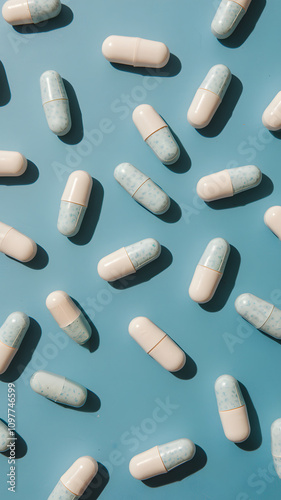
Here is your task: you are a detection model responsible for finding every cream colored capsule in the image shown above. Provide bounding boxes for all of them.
[2,0,61,25]
[264,206,281,239]
[0,222,37,262]
[215,375,250,443]
[0,312,30,374]
[30,370,87,407]
[0,151,27,176]
[129,317,186,372]
[102,35,170,68]
[262,92,281,131]
[48,456,98,500]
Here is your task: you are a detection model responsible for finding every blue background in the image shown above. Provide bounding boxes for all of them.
[0,0,281,498]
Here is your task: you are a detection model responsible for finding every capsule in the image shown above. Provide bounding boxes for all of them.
[129,317,186,372]
[271,419,281,478]
[30,370,87,407]
[0,151,27,176]
[0,312,30,374]
[235,293,281,339]
[129,439,195,480]
[97,238,161,282]
[46,291,91,345]
[189,237,230,303]
[57,171,93,237]
[133,104,180,165]
[48,456,98,500]
[114,163,170,215]
[211,0,252,39]
[262,92,281,131]
[197,165,262,202]
[102,35,170,68]
[264,206,281,240]
[0,420,10,452]
[2,0,61,25]
[0,221,37,262]
[40,70,71,136]
[187,64,232,129]
[215,375,250,442]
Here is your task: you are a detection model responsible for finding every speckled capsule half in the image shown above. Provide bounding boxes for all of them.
[235,293,281,339]
[0,420,10,452]
[0,312,30,374]
[211,0,252,39]
[40,70,71,136]
[271,419,281,478]
[30,370,87,407]
[2,0,61,25]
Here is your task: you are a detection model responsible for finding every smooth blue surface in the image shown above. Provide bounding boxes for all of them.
[0,0,281,499]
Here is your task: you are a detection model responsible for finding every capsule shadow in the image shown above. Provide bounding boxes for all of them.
[197,75,243,138]
[200,244,241,313]
[71,297,100,353]
[218,0,266,49]
[13,5,73,34]
[2,424,28,459]
[206,173,273,210]
[21,244,49,270]
[59,79,84,145]
[157,198,182,224]
[271,129,281,140]
[0,61,11,106]
[70,179,104,246]
[109,245,173,290]
[0,160,39,186]
[0,318,42,383]
[163,126,191,174]
[143,444,207,487]
[111,53,181,78]
[57,389,101,413]
[81,463,109,500]
[236,382,262,451]
[172,351,197,380]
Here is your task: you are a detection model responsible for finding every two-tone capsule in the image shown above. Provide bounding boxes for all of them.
[262,92,281,131]
[0,420,10,452]
[264,206,281,240]
[0,312,30,374]
[197,165,262,202]
[133,104,180,165]
[114,163,170,215]
[189,238,230,303]
[2,0,61,25]
[129,317,186,372]
[40,70,71,136]
[30,370,87,407]
[0,151,27,176]
[215,375,250,442]
[48,456,98,500]
[97,238,161,282]
[187,64,232,129]
[211,0,252,39]
[46,291,91,345]
[129,439,195,480]
[57,170,93,237]
[271,419,281,478]
[235,293,281,339]
[0,222,37,262]
[102,35,170,68]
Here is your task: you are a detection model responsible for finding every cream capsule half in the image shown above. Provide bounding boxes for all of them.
[46,291,91,345]
[0,222,37,262]
[189,237,230,303]
[0,151,27,176]
[40,70,71,136]
[0,312,30,374]
[57,170,93,237]
[215,375,250,442]
[129,317,186,372]
[30,370,87,407]
[114,163,170,215]
[197,165,261,202]
[133,104,180,165]
[129,439,195,480]
[262,92,281,131]
[235,293,281,339]
[102,35,170,68]
[48,456,98,500]
[2,0,61,25]
[211,0,252,39]
[271,419,281,478]
[187,64,232,129]
[0,420,10,452]
[97,238,161,282]
[264,206,281,240]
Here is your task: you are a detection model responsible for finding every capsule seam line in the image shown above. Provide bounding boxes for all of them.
[133,37,141,67]
[232,0,247,10]
[60,480,77,496]
[198,88,223,99]
[123,247,137,272]
[147,335,167,354]
[43,98,68,106]
[220,404,244,412]
[145,125,168,141]
[201,265,223,275]
[26,1,33,21]
[60,199,86,208]
[259,304,275,331]
[0,339,16,350]
[132,178,150,198]
[156,446,168,472]
[55,376,66,403]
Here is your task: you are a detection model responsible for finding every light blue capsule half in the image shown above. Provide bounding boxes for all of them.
[199,237,230,272]
[211,0,249,39]
[0,420,10,453]
[29,0,61,24]
[30,370,87,407]
[62,312,91,345]
[57,201,86,237]
[215,374,245,411]
[158,439,195,471]
[235,293,281,339]
[114,163,170,215]
[228,165,262,194]
[271,419,281,478]
[40,70,71,136]
[0,312,29,349]
[48,480,79,500]
[146,127,180,166]
[126,238,161,270]
[200,64,232,99]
